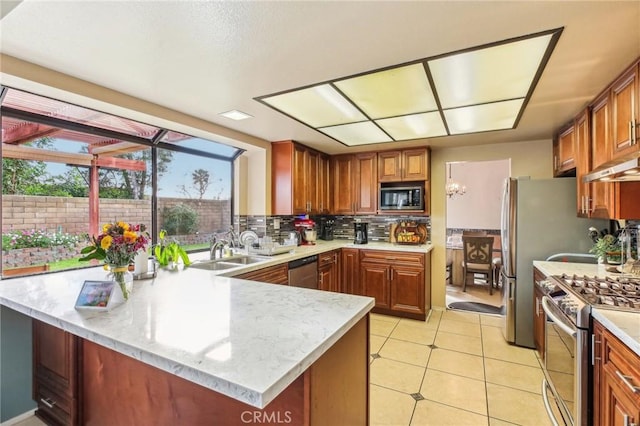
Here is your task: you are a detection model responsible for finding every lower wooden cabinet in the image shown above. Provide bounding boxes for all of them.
[593,320,640,426]
[33,319,81,426]
[235,263,288,285]
[341,248,360,295]
[357,250,429,320]
[318,250,340,292]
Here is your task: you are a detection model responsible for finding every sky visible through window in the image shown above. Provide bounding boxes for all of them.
[44,139,232,199]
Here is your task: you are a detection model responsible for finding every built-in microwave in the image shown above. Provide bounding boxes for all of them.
[379,185,424,210]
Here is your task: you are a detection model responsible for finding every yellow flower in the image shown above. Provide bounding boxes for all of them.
[123,230,137,243]
[117,221,130,231]
[100,235,113,250]
[102,223,112,233]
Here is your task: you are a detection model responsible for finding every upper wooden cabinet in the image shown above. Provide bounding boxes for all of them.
[611,62,639,159]
[272,141,330,215]
[575,110,592,217]
[378,148,429,182]
[331,153,377,215]
[591,90,613,170]
[553,124,576,176]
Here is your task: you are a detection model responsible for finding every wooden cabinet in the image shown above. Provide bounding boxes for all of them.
[575,110,592,217]
[532,268,546,359]
[318,154,331,214]
[341,248,360,295]
[33,319,81,426]
[591,90,613,171]
[318,250,340,292]
[593,320,640,426]
[553,124,576,176]
[378,148,429,182]
[272,140,329,215]
[331,153,377,214]
[235,263,288,285]
[611,62,639,159]
[358,250,429,320]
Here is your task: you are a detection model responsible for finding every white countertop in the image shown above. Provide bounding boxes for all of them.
[0,263,375,408]
[533,260,640,357]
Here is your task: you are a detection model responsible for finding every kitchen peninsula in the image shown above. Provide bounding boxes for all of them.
[0,263,374,425]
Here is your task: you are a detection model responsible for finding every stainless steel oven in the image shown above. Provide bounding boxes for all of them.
[540,291,589,426]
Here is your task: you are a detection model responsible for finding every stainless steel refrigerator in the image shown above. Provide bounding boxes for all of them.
[500,177,607,347]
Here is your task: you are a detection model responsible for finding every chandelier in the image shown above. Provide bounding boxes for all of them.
[445,163,466,198]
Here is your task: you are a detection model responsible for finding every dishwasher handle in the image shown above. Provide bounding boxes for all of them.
[288,255,318,269]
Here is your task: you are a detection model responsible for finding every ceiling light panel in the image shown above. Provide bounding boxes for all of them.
[219,110,252,121]
[444,99,524,134]
[260,84,366,128]
[334,64,437,119]
[318,122,392,146]
[429,33,553,109]
[375,112,447,140]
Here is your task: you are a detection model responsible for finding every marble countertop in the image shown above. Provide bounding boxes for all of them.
[533,260,640,357]
[0,263,375,408]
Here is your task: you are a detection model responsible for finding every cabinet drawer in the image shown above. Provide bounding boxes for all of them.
[35,380,73,426]
[318,250,338,267]
[603,330,640,403]
[359,250,424,266]
[235,264,289,285]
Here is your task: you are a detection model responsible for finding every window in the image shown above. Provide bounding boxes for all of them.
[0,87,241,276]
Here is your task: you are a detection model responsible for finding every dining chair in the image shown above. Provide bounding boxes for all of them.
[462,230,487,236]
[461,236,495,294]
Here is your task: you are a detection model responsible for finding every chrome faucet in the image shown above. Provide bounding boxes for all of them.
[226,227,240,248]
[210,238,229,260]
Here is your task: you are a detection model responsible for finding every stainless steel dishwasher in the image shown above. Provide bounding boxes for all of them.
[288,255,318,289]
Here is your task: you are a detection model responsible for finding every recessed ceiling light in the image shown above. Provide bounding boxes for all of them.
[219,110,253,121]
[255,28,562,146]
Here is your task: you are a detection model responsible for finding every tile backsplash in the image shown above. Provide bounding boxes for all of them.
[234,215,431,243]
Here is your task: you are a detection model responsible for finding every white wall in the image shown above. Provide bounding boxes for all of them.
[446,159,510,230]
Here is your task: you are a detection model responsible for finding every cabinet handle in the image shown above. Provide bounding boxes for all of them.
[587,197,594,214]
[615,370,640,394]
[629,120,634,144]
[591,334,601,365]
[623,414,637,426]
[554,155,558,171]
[40,398,56,409]
[535,297,540,316]
[581,196,585,215]
[633,119,638,145]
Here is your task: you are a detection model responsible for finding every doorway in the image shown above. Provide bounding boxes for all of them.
[445,159,510,314]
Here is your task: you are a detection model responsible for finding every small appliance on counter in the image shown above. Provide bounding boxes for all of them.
[354,222,368,244]
[319,216,335,240]
[294,216,317,245]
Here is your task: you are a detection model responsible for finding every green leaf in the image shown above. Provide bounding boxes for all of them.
[80,246,96,254]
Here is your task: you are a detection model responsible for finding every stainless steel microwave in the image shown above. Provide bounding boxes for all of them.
[379,186,424,210]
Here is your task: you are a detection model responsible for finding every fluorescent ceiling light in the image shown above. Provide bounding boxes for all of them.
[256,28,562,146]
[429,34,553,109]
[444,99,524,134]
[260,84,366,127]
[334,64,438,119]
[318,122,392,146]
[376,112,447,140]
[219,110,253,121]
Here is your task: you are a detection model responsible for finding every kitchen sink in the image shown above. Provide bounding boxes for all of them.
[220,255,270,265]
[189,255,269,271]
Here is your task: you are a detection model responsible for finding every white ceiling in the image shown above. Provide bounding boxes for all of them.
[1,1,639,155]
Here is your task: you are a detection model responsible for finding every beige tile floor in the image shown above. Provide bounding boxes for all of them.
[370,310,551,426]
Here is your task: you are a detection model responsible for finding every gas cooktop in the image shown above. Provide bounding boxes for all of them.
[552,274,640,311]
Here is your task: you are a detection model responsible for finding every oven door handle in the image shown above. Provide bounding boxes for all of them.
[541,378,561,426]
[541,296,577,337]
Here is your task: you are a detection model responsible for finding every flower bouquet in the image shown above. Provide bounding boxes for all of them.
[80,222,149,300]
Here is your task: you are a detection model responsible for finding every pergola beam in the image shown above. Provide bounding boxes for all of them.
[2,123,60,144]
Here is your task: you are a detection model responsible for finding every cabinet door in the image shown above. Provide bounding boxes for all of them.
[402,148,429,180]
[611,64,639,158]
[306,149,320,214]
[355,153,377,214]
[332,155,355,214]
[235,264,288,284]
[360,261,390,309]
[389,265,424,315]
[33,320,80,426]
[318,154,331,214]
[554,124,576,176]
[341,248,360,294]
[590,181,614,219]
[292,144,308,214]
[378,151,402,182]
[575,110,592,217]
[601,371,640,426]
[591,91,612,169]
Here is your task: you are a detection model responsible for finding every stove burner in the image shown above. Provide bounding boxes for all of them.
[555,273,640,312]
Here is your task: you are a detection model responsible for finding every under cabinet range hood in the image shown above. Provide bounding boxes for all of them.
[583,155,640,182]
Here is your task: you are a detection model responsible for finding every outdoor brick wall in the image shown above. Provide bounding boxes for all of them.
[1,195,231,235]
[2,246,84,268]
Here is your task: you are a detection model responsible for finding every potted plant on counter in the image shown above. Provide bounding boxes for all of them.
[589,234,622,264]
[154,229,191,270]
